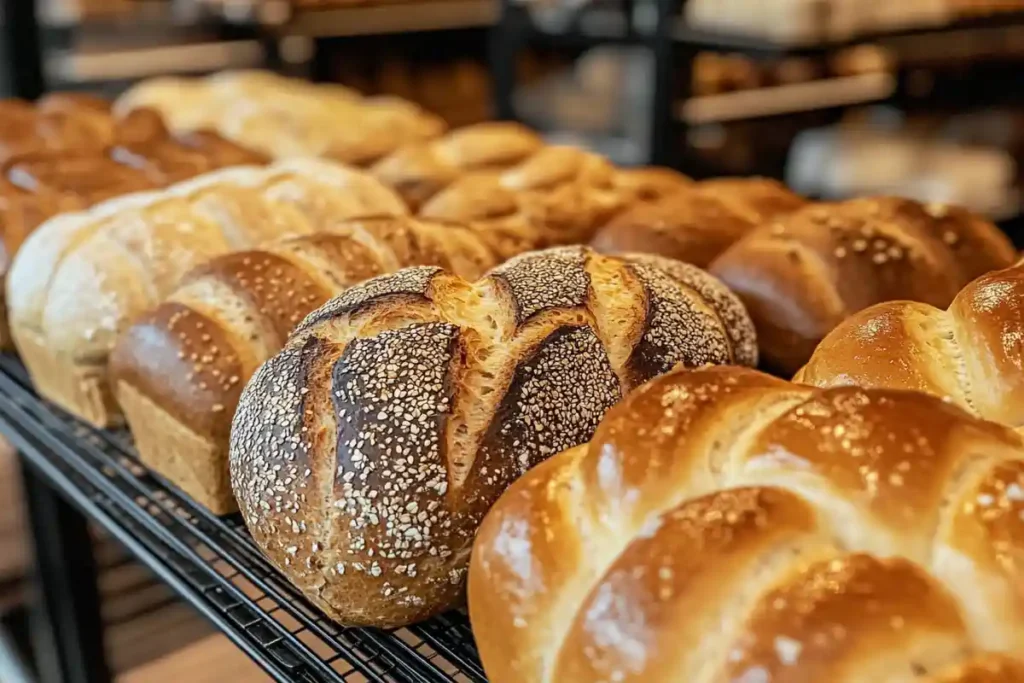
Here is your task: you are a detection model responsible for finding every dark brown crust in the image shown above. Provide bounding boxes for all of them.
[489,247,590,327]
[295,266,444,334]
[230,247,760,628]
[710,197,1017,375]
[625,262,733,383]
[110,302,247,442]
[326,322,463,625]
[229,333,329,591]
[467,325,623,517]
[591,188,759,267]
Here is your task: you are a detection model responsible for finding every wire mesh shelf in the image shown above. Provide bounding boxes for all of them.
[0,354,486,683]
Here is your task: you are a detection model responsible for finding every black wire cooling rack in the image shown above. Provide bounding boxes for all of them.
[0,354,487,683]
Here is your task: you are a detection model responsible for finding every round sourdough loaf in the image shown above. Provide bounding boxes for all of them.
[228,246,757,627]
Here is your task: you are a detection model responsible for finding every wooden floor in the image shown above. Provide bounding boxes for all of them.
[0,441,270,682]
[118,635,271,683]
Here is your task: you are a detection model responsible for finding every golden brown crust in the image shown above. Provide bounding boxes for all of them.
[711,197,1016,374]
[9,161,407,425]
[469,365,1024,683]
[592,177,805,267]
[798,261,1024,429]
[421,153,625,249]
[228,247,756,627]
[613,166,693,202]
[372,122,544,209]
[591,187,760,267]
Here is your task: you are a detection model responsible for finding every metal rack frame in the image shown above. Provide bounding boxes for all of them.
[488,0,1024,170]
[0,355,486,683]
[1,0,46,98]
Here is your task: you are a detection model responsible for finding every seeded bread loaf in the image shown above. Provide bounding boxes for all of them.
[469,364,1024,683]
[795,260,1024,429]
[228,246,758,627]
[709,197,1016,374]
[109,216,499,514]
[591,177,807,267]
[8,159,408,427]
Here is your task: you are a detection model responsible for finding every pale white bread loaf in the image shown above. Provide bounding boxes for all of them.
[109,216,500,514]
[228,246,758,628]
[469,365,1024,683]
[795,261,1024,429]
[8,160,408,426]
[116,72,446,166]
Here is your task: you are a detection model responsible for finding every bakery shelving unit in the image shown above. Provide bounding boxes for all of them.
[207,0,497,83]
[1,0,268,98]
[489,0,1024,170]
[0,353,489,683]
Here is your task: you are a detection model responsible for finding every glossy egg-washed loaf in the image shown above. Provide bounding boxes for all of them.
[110,216,500,514]
[229,246,758,627]
[470,365,1024,683]
[796,259,1024,430]
[709,197,1016,374]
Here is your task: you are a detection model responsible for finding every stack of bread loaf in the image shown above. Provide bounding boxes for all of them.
[8,159,408,427]
[115,71,446,167]
[8,77,1024,676]
[0,92,266,347]
[2,106,704,517]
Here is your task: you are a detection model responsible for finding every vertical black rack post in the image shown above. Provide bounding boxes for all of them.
[1,0,46,99]
[487,0,694,167]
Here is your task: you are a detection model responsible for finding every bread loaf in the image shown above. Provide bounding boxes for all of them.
[228,246,757,627]
[613,166,693,202]
[371,122,545,208]
[591,177,806,267]
[709,197,1016,374]
[795,260,1024,428]
[116,71,446,166]
[469,364,1024,683]
[8,159,408,427]
[110,216,499,514]
[0,107,265,349]
[419,146,626,255]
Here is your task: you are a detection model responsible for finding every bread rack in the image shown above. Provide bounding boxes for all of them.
[0,354,486,683]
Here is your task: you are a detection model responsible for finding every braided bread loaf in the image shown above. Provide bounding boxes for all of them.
[469,365,1024,683]
[229,247,757,627]
[591,177,807,267]
[8,159,407,427]
[709,197,1016,374]
[795,261,1024,429]
[110,217,499,514]
[371,122,545,208]
[419,146,628,256]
